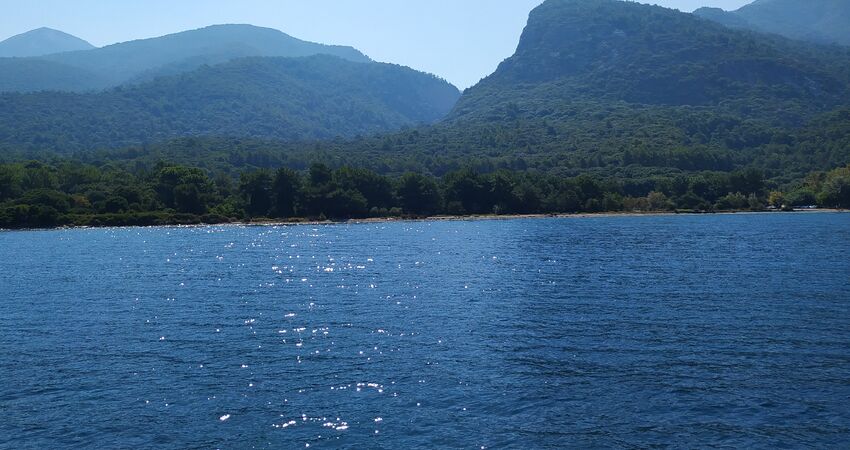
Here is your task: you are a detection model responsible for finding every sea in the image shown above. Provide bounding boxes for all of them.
[1,213,849,448]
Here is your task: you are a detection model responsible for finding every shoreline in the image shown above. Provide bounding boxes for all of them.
[253,208,848,226]
[1,208,846,233]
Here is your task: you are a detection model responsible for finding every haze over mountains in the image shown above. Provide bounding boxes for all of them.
[0,24,371,93]
[0,24,459,148]
[0,56,459,150]
[0,27,94,57]
[694,0,850,45]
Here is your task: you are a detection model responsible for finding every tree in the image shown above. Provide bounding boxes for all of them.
[21,162,58,191]
[0,165,22,202]
[548,188,581,213]
[443,169,487,214]
[272,168,302,217]
[729,168,765,196]
[716,192,748,210]
[786,189,817,207]
[675,191,707,210]
[239,170,273,217]
[17,189,72,214]
[104,196,130,213]
[768,191,785,208]
[513,183,542,214]
[308,163,333,189]
[173,183,205,214]
[396,173,441,215]
[487,171,518,213]
[747,193,763,211]
[155,166,213,211]
[647,191,672,211]
[575,174,604,204]
[818,166,850,208]
[334,167,393,210]
[321,189,368,218]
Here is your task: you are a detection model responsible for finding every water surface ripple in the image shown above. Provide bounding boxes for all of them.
[1,214,849,448]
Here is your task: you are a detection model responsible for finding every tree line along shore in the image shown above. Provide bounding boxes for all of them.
[1,160,848,230]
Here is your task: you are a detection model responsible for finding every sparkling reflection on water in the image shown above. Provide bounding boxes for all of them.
[1,214,850,448]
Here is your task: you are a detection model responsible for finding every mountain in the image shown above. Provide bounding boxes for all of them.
[0,28,94,57]
[694,0,850,46]
[0,24,371,93]
[451,0,850,121]
[280,0,850,181]
[3,0,850,184]
[3,0,850,226]
[691,7,751,28]
[0,55,460,151]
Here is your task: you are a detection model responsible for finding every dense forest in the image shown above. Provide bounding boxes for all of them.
[0,55,460,150]
[1,157,847,229]
[25,100,842,187]
[434,0,850,183]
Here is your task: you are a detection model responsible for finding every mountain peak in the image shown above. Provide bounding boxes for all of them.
[99,24,371,63]
[0,23,374,93]
[449,0,850,121]
[491,0,701,84]
[695,0,850,46]
[0,27,95,57]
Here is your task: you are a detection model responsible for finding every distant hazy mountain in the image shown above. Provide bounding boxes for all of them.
[0,27,94,57]
[694,0,850,46]
[0,55,460,151]
[0,24,371,93]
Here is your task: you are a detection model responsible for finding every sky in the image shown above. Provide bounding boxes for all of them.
[0,0,753,89]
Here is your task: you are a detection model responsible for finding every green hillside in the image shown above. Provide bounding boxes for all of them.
[453,0,850,120]
[0,55,460,152]
[434,0,850,180]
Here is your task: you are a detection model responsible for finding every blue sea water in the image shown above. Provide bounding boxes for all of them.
[1,213,849,449]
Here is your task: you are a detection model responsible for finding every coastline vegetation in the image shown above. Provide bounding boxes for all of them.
[1,158,847,229]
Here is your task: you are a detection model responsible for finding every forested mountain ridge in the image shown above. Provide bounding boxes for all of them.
[0,55,461,151]
[0,28,95,57]
[0,24,371,93]
[694,0,850,46]
[386,0,850,181]
[450,0,850,122]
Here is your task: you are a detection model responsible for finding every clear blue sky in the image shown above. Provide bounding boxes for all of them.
[0,0,752,89]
